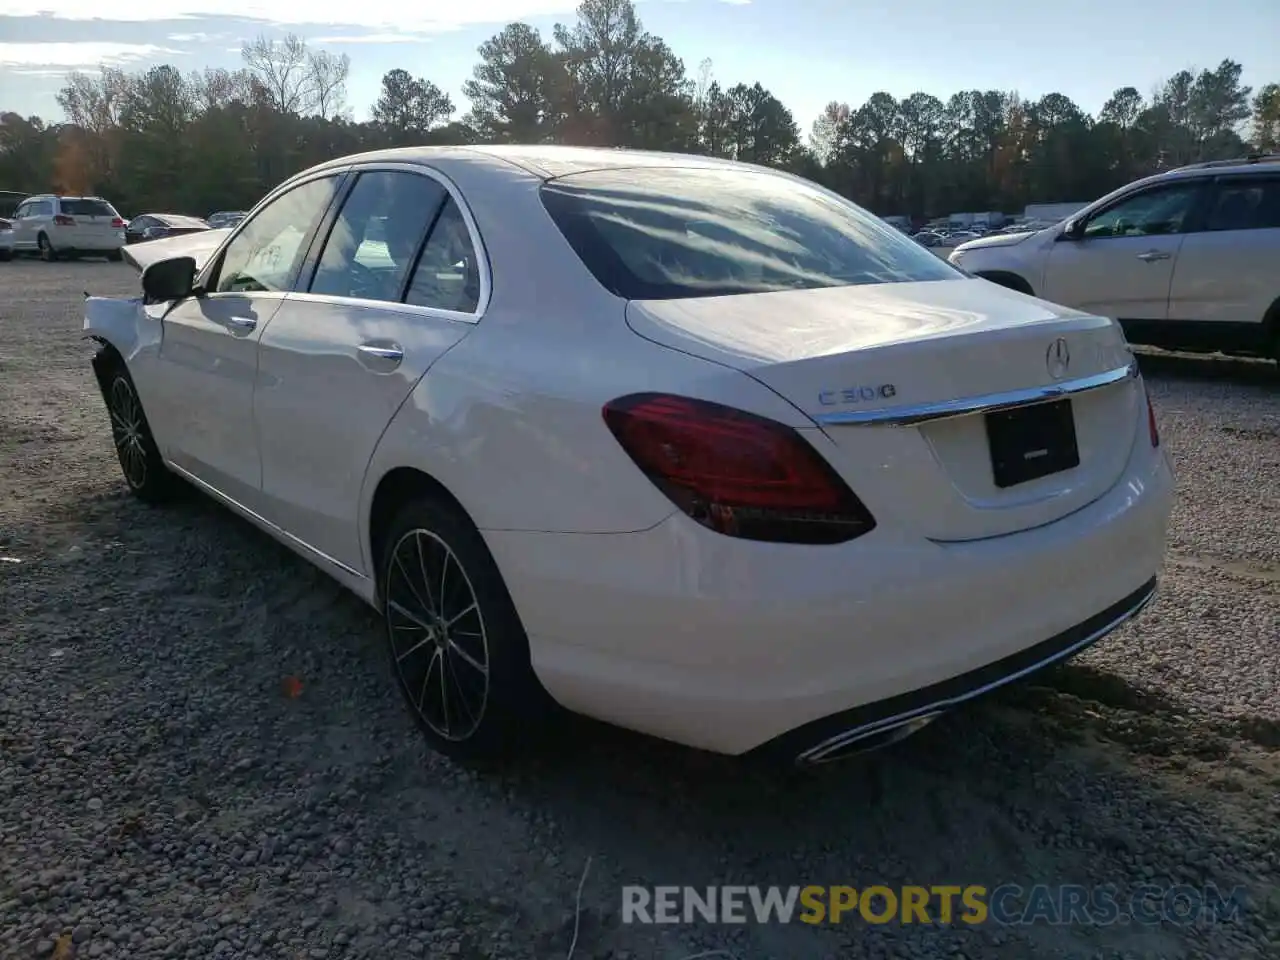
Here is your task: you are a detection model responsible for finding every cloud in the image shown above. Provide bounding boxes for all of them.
[0,1,582,31]
[167,32,217,41]
[0,41,182,68]
[309,32,438,44]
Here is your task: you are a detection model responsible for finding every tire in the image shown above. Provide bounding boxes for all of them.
[378,496,551,761]
[0,249,10,262]
[101,361,177,503]
[975,271,1034,296]
[37,233,57,262]
[107,249,123,262]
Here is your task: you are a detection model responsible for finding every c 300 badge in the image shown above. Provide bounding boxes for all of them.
[817,383,897,406]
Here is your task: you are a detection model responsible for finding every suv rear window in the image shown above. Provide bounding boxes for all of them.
[59,199,117,217]
[539,167,959,300]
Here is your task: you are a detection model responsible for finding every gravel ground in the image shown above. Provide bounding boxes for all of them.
[1,259,1278,960]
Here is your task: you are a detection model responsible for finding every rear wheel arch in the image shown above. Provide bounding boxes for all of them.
[368,466,479,600]
[1264,297,1280,360]
[974,270,1035,296]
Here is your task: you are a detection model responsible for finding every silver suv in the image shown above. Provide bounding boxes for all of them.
[8,194,126,261]
[949,155,1280,362]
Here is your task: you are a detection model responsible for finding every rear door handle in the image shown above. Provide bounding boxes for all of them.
[225,315,257,331]
[357,343,404,369]
[1136,250,1171,262]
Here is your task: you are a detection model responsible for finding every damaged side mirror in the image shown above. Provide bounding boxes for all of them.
[141,256,196,304]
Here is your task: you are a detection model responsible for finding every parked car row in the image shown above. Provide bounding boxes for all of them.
[0,197,248,262]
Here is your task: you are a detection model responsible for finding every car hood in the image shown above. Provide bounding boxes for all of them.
[120,227,230,273]
[952,230,1038,252]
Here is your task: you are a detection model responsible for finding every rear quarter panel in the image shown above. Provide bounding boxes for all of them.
[359,160,813,566]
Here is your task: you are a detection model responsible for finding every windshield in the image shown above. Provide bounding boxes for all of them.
[61,198,117,217]
[539,167,960,300]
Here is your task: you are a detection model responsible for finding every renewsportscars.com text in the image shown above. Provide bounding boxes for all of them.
[621,884,1247,927]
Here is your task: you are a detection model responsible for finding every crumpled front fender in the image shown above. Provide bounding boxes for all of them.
[83,295,156,365]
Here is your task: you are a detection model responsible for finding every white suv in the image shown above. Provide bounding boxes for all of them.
[948,156,1280,362]
[8,195,126,261]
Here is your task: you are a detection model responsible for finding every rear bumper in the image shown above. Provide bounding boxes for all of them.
[753,575,1156,763]
[484,441,1174,756]
[52,233,123,252]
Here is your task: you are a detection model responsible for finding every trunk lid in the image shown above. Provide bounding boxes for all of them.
[625,278,1141,542]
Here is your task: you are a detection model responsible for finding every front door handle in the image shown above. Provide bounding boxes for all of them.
[357,343,404,369]
[1136,250,1171,262]
[225,315,257,331]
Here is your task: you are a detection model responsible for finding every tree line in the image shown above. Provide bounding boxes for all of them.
[1,0,1278,220]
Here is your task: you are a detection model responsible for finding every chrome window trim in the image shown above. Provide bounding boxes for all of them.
[316,161,492,322]
[813,360,1139,428]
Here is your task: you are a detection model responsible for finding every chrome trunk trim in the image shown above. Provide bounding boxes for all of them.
[813,360,1139,427]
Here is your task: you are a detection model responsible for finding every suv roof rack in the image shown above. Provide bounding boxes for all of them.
[1170,153,1280,172]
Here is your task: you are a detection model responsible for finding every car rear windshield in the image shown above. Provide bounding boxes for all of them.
[60,199,117,217]
[538,167,960,300]
[160,215,207,227]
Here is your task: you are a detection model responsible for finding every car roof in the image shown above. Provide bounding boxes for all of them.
[300,144,756,183]
[27,194,108,201]
[1150,155,1280,186]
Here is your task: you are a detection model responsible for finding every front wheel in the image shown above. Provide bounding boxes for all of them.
[103,364,177,503]
[37,233,57,262]
[379,497,552,761]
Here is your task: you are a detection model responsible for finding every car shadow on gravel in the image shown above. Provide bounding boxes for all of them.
[1135,349,1279,386]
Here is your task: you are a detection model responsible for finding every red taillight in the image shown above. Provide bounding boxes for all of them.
[602,393,876,544]
[111,217,125,228]
[53,214,75,226]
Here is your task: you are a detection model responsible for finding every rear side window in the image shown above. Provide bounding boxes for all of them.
[60,199,117,217]
[539,167,959,300]
[1203,177,1280,232]
[404,198,481,313]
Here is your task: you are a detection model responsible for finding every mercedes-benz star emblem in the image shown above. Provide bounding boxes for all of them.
[1046,337,1071,379]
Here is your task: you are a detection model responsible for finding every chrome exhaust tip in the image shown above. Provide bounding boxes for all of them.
[795,711,944,766]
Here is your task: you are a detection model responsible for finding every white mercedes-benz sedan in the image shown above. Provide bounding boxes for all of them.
[84,145,1174,765]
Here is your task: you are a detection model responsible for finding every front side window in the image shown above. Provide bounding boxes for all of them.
[1204,178,1280,232]
[310,171,446,302]
[1082,183,1204,239]
[539,167,959,301]
[214,176,339,294]
[404,198,482,313]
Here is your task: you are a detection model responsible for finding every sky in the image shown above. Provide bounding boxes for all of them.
[0,0,1277,136]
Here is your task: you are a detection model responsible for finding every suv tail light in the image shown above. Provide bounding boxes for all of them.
[53,214,75,226]
[1143,382,1160,448]
[602,393,876,544]
[111,217,125,228]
